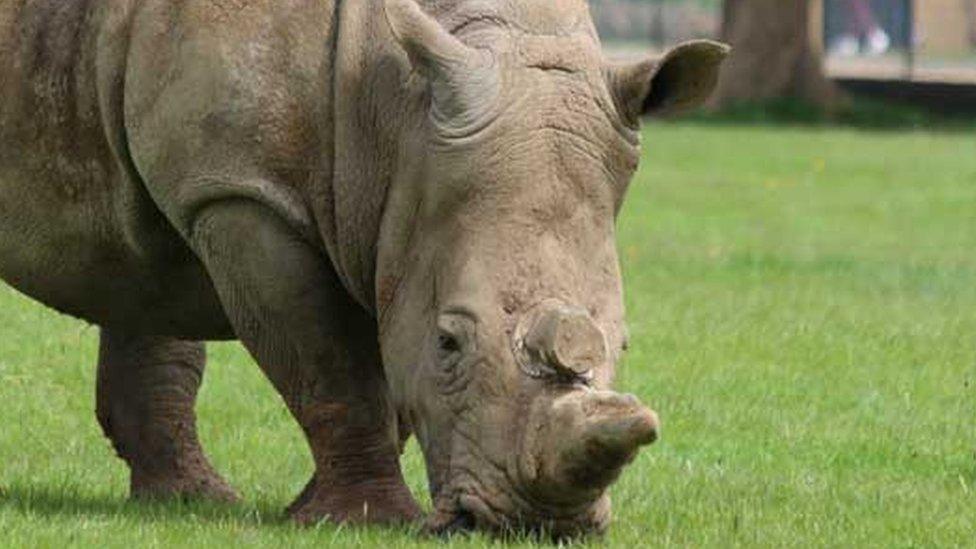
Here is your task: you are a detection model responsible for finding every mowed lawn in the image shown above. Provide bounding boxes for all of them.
[1,123,974,547]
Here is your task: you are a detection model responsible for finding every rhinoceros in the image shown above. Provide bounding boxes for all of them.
[0,0,727,536]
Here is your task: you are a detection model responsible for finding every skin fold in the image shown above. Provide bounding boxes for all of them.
[0,0,727,537]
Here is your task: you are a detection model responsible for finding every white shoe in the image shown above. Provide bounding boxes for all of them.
[830,34,860,57]
[865,28,890,55]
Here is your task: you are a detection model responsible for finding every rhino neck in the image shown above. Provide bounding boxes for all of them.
[321,0,405,312]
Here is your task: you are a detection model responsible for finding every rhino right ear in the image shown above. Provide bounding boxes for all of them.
[607,40,730,122]
[384,0,498,127]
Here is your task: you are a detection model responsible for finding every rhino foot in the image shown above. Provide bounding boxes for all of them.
[286,474,421,526]
[96,330,239,505]
[130,464,240,503]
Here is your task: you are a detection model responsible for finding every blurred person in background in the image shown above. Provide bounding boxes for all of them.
[830,0,891,56]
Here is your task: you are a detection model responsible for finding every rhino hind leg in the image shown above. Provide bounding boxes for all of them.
[96,329,238,502]
[190,200,420,525]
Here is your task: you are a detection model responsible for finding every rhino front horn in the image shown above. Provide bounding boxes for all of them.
[526,390,659,501]
[556,392,658,489]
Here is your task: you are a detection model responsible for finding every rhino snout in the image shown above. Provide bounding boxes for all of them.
[418,302,654,537]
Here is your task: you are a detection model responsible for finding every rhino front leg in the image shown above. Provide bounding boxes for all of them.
[190,199,420,525]
[96,330,238,502]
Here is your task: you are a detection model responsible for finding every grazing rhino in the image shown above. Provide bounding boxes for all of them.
[0,0,727,537]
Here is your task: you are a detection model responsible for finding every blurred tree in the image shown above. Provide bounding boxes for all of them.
[712,0,838,108]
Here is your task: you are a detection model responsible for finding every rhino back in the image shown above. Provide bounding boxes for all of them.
[0,0,340,336]
[0,0,309,337]
[123,0,337,242]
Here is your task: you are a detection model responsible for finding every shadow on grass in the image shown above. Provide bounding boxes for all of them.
[0,482,288,527]
[0,483,436,540]
[673,97,976,133]
[0,484,575,544]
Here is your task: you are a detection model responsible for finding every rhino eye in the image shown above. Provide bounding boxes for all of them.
[436,330,463,367]
[436,313,475,367]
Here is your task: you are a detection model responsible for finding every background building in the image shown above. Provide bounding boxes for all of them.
[593,0,976,84]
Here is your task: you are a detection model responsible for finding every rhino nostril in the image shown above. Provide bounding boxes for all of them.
[441,509,477,535]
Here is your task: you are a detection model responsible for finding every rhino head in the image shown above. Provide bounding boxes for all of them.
[374,0,728,537]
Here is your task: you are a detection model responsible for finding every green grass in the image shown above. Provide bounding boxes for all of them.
[2,123,975,547]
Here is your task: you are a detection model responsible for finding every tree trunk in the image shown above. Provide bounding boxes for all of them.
[966,0,976,48]
[712,0,837,109]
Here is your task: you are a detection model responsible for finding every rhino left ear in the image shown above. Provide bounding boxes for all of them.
[607,40,730,122]
[384,0,474,77]
[384,0,498,127]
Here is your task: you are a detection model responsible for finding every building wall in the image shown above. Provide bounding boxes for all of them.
[916,0,975,55]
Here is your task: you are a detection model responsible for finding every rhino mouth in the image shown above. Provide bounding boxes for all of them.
[427,505,478,536]
[423,492,492,537]
[425,487,610,540]
[428,494,501,536]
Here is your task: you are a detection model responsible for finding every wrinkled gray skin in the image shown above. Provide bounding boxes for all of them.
[0,0,726,537]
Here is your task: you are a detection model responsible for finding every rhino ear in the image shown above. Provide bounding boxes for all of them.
[608,40,730,122]
[384,0,498,126]
[384,0,473,76]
